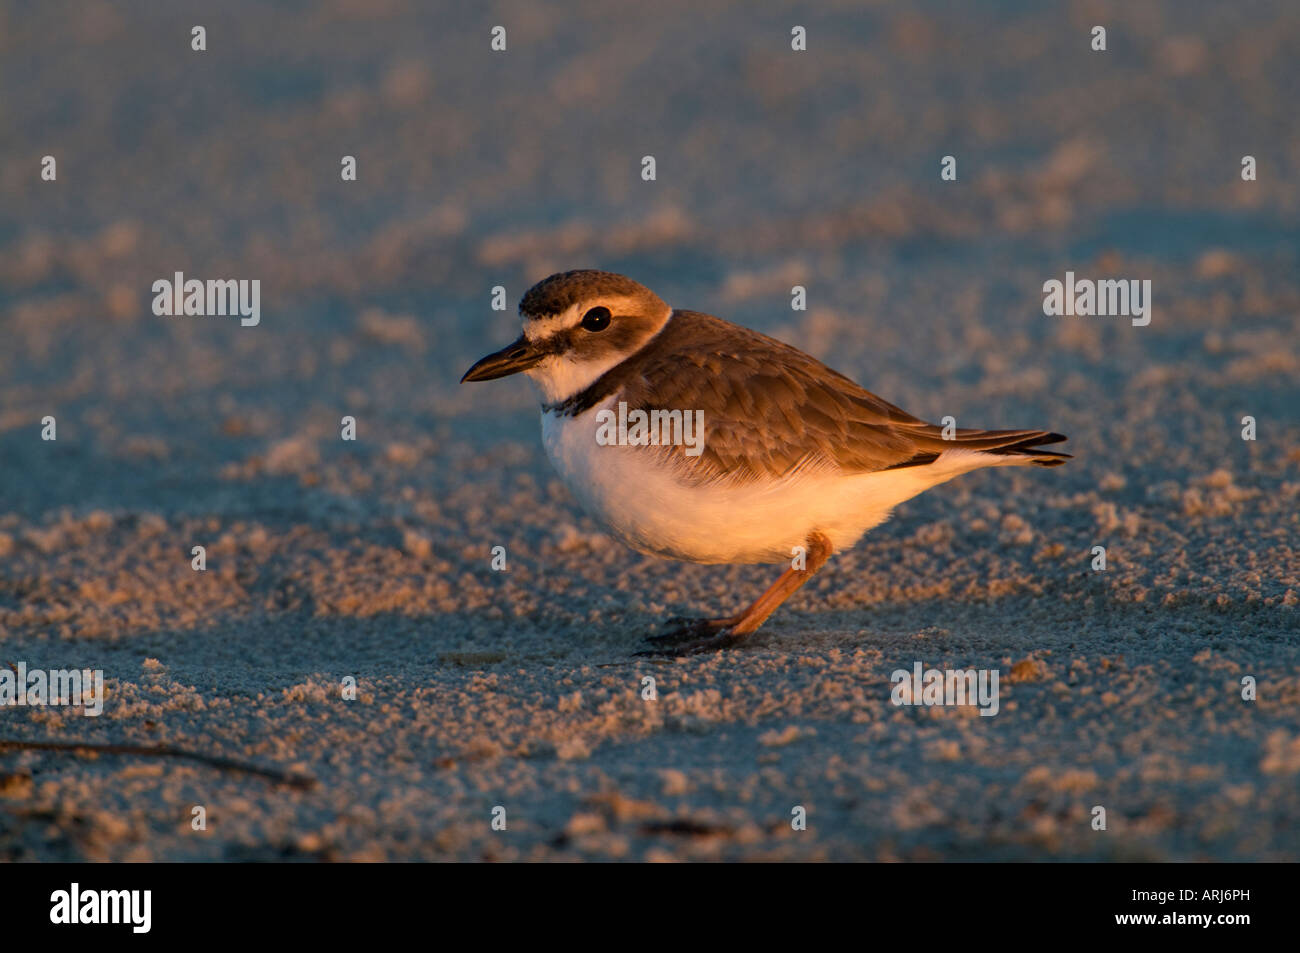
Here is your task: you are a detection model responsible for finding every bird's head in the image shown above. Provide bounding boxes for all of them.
[461,270,672,403]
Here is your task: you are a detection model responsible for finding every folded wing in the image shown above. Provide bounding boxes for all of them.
[620,310,1069,485]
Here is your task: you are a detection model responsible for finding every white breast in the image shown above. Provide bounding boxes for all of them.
[539,394,979,565]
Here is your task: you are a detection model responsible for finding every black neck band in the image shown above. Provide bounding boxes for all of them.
[541,360,633,416]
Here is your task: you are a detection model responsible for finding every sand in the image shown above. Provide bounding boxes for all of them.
[1,0,1297,861]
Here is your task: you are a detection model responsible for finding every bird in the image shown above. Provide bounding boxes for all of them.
[462,270,1069,655]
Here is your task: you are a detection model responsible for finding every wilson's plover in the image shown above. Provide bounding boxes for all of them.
[463,270,1069,655]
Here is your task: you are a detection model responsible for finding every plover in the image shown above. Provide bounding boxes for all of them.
[463,270,1069,655]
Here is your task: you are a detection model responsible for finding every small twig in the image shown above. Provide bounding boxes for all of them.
[0,739,317,790]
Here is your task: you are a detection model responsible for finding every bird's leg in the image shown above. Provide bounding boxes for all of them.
[637,532,833,656]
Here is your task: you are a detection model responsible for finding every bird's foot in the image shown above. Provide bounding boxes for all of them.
[635,616,745,657]
[644,615,735,643]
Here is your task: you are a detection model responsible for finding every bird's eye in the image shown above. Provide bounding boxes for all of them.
[581,306,611,332]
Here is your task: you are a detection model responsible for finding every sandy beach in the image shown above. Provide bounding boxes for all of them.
[1,0,1298,861]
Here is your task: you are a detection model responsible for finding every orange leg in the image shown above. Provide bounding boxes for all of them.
[638,531,834,655]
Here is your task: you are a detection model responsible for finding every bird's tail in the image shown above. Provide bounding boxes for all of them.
[887,428,1071,469]
[976,430,1071,467]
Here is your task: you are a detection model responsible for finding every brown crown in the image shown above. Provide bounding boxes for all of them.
[519,270,661,319]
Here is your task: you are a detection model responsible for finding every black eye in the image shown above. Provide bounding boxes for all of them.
[581,306,611,332]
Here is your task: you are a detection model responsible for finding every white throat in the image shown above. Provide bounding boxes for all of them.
[525,352,628,406]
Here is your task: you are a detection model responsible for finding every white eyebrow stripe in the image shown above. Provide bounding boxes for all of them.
[522,294,652,342]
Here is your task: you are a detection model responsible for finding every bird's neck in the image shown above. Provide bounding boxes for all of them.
[533,311,679,414]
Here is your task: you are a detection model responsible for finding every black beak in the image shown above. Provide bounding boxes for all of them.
[460,335,546,382]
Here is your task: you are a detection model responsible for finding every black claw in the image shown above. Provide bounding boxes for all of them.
[645,616,733,645]
[636,630,744,657]
[637,617,747,656]
[632,648,671,658]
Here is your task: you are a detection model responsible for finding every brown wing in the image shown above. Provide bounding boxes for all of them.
[618,310,1067,485]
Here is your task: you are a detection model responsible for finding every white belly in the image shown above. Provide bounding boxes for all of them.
[539,397,973,565]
